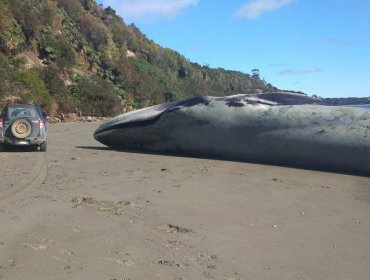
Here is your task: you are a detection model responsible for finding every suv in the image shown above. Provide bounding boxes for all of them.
[0,104,47,151]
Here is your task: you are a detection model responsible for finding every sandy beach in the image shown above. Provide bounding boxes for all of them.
[0,121,369,280]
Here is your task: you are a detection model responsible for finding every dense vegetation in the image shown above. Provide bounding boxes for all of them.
[319,97,370,106]
[0,0,277,116]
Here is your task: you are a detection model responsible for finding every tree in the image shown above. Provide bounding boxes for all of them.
[79,14,108,49]
[57,0,83,21]
[0,53,12,97]
[8,0,55,44]
[40,64,72,111]
[80,0,95,11]
[70,75,122,116]
[13,69,55,111]
[251,69,260,80]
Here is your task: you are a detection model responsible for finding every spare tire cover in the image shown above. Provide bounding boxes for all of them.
[11,119,32,139]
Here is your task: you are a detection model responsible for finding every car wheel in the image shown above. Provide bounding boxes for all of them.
[11,119,32,139]
[39,141,47,152]
[0,143,5,152]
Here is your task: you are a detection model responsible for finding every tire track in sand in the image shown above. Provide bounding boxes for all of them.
[0,152,47,206]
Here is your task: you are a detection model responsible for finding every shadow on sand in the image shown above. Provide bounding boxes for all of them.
[75,146,112,151]
[75,145,370,178]
[1,146,42,153]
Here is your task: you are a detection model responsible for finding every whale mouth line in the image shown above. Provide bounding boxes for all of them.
[93,96,214,138]
[94,114,162,137]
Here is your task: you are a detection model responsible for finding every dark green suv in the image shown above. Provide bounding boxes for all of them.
[0,104,47,151]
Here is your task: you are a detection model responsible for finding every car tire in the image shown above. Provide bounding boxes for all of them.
[39,141,47,152]
[11,119,32,139]
[0,143,5,152]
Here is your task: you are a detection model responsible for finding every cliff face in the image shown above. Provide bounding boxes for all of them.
[0,0,277,116]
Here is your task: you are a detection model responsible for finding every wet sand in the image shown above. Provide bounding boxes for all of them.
[0,122,369,280]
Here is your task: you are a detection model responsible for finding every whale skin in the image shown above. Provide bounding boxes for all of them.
[94,94,370,176]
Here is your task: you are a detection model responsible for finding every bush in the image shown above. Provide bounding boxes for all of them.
[13,69,54,111]
[70,75,122,116]
[57,0,83,21]
[0,53,26,99]
[79,14,108,49]
[0,3,25,54]
[41,30,76,68]
[40,64,74,112]
[9,0,55,43]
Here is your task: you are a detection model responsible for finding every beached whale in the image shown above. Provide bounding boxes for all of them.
[94,94,370,176]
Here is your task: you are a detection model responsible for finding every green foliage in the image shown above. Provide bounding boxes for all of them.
[100,36,120,68]
[0,53,28,100]
[13,70,54,111]
[8,0,55,43]
[79,14,108,49]
[40,64,73,112]
[0,3,25,54]
[55,39,76,68]
[0,53,12,98]
[0,0,279,116]
[69,75,122,116]
[251,69,260,80]
[58,7,83,44]
[57,0,84,21]
[40,27,76,68]
[114,57,184,106]
[80,0,95,11]
[164,90,183,102]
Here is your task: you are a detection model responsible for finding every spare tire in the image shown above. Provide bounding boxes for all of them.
[11,119,32,139]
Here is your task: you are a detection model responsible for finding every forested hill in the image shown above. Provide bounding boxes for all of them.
[0,0,277,116]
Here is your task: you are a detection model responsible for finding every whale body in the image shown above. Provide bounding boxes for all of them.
[94,94,370,176]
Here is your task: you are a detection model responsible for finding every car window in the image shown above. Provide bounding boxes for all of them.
[7,107,39,120]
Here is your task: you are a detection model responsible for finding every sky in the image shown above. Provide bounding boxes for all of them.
[96,0,370,98]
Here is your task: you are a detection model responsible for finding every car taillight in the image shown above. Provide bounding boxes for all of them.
[39,119,45,129]
[0,119,3,128]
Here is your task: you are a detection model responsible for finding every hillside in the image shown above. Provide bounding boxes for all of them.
[319,97,370,106]
[0,0,277,116]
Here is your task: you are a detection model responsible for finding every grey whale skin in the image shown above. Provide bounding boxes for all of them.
[94,93,370,176]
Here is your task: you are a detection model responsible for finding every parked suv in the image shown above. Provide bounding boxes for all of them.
[0,104,47,151]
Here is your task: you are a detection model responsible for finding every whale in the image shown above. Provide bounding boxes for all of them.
[94,93,370,176]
